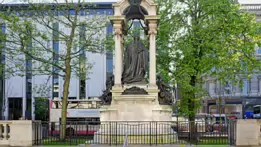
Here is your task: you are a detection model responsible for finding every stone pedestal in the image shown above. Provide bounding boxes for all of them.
[93,86,174,144]
[9,120,42,147]
[100,86,172,122]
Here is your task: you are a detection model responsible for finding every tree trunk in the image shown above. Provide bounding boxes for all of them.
[60,30,75,140]
[188,76,196,144]
[59,10,78,139]
[60,66,71,140]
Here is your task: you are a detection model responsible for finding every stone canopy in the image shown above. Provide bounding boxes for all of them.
[110,0,160,89]
[113,0,158,17]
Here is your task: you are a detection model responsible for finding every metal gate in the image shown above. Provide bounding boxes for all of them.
[228,120,236,145]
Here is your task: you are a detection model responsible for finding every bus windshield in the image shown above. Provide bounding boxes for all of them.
[254,106,260,114]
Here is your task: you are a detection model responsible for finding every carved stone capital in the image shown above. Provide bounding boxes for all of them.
[148,23,158,35]
[148,28,157,35]
[113,24,123,37]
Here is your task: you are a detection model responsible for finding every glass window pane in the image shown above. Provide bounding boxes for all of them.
[107,58,113,72]
[258,49,261,55]
[242,81,249,95]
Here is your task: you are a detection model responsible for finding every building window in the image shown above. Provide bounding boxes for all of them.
[224,81,232,94]
[0,24,5,120]
[258,47,261,55]
[106,24,113,80]
[25,27,32,119]
[79,25,86,99]
[107,58,113,73]
[25,26,32,95]
[69,97,76,100]
[52,23,59,99]
[61,97,76,100]
[1,24,5,63]
[242,80,249,95]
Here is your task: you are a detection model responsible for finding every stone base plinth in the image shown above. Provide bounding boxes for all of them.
[93,85,175,144]
[92,122,176,144]
[100,100,172,122]
[100,86,172,122]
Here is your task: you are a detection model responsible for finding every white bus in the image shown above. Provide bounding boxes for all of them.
[49,99,101,136]
[253,105,261,119]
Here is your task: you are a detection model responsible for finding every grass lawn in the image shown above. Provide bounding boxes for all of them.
[197,139,228,144]
[196,144,229,147]
[43,139,88,146]
[41,135,230,146]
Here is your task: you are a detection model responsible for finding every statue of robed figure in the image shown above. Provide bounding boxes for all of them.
[121,28,148,84]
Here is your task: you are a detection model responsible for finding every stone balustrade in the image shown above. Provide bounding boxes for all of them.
[0,121,11,146]
[0,120,41,147]
[241,4,261,11]
[236,119,261,146]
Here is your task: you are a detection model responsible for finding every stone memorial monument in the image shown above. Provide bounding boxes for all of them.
[95,0,175,143]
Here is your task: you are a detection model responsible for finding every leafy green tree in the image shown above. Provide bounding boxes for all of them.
[34,98,49,121]
[0,0,108,140]
[156,0,261,123]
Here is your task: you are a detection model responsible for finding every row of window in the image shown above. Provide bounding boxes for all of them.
[52,23,113,99]
[53,22,60,100]
[26,26,32,104]
[0,22,113,100]
[79,25,86,99]
[206,80,257,95]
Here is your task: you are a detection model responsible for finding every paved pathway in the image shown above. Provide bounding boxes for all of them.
[88,145,234,147]
[34,145,235,147]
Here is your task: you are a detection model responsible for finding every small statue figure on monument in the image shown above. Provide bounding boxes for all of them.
[99,75,114,105]
[122,28,149,84]
[156,74,174,105]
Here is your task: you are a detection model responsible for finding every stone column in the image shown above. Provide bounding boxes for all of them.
[242,100,246,118]
[31,97,35,120]
[257,76,261,94]
[202,101,208,113]
[113,22,123,87]
[121,35,124,72]
[250,76,258,96]
[221,100,225,114]
[22,98,26,119]
[235,85,241,96]
[216,99,220,114]
[148,21,157,88]
[216,99,225,114]
[209,80,216,96]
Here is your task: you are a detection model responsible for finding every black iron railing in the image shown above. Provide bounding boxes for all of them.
[32,121,236,146]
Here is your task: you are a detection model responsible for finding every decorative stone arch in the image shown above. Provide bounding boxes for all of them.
[113,0,158,16]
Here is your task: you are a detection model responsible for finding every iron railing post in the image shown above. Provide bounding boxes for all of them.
[156,121,158,145]
[149,122,152,146]
[116,122,118,146]
[109,122,112,146]
[123,130,128,147]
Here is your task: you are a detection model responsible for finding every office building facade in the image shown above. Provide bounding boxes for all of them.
[201,4,261,118]
[0,2,115,120]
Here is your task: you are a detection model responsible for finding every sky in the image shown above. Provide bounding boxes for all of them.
[238,0,261,4]
[2,0,261,4]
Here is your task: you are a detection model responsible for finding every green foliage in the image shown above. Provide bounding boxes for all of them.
[0,1,109,78]
[156,0,261,119]
[0,0,110,139]
[34,98,49,121]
